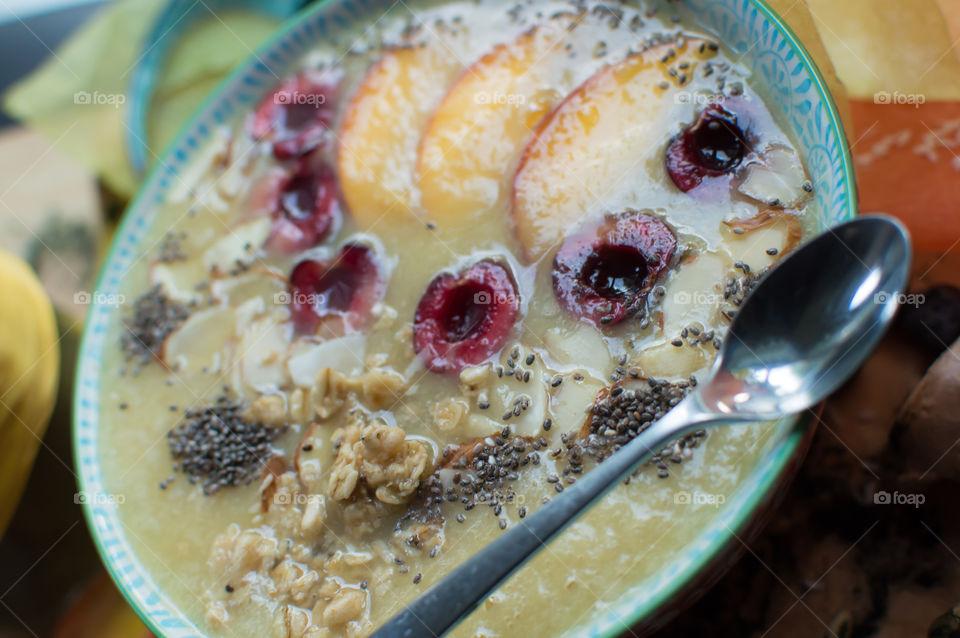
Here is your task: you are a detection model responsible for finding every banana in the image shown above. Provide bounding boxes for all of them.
[0,249,59,536]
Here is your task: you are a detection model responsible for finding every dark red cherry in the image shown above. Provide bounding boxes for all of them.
[552,211,675,326]
[266,160,340,253]
[666,100,750,192]
[287,243,383,336]
[252,71,340,159]
[413,260,520,373]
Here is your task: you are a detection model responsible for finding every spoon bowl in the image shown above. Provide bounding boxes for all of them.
[702,215,912,420]
[376,215,911,637]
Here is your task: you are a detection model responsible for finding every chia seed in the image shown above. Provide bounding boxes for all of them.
[166,396,283,495]
[157,231,188,263]
[723,265,768,318]
[121,285,190,366]
[404,430,538,527]
[562,378,705,476]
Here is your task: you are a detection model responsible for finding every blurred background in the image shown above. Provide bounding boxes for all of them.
[1,1,959,636]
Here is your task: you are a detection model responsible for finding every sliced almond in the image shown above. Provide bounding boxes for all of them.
[287,335,367,388]
[737,145,810,208]
[161,305,235,372]
[203,217,271,275]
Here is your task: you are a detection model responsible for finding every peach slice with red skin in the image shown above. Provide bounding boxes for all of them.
[512,38,717,262]
[338,43,465,229]
[417,16,576,224]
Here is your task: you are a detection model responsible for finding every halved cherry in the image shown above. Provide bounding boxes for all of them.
[251,71,340,159]
[666,99,751,192]
[287,243,383,336]
[265,159,340,253]
[552,211,676,327]
[413,260,519,373]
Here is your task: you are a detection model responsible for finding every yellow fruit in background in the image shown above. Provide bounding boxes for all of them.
[0,250,59,536]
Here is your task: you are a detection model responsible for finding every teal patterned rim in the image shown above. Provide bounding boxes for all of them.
[72,0,857,636]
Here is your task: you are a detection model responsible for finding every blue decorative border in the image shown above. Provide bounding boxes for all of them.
[73,0,856,636]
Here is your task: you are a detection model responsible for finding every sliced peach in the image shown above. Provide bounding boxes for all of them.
[338,43,465,229]
[512,38,717,262]
[417,16,575,225]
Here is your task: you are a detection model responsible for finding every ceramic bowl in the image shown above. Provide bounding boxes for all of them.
[74,0,856,635]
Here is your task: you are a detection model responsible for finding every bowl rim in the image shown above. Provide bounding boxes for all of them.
[73,0,857,635]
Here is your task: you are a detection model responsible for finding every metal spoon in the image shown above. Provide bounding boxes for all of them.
[375,215,911,637]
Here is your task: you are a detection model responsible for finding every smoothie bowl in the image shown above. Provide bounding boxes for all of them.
[74,0,855,636]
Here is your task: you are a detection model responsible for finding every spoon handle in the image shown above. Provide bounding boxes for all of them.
[373,397,714,637]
